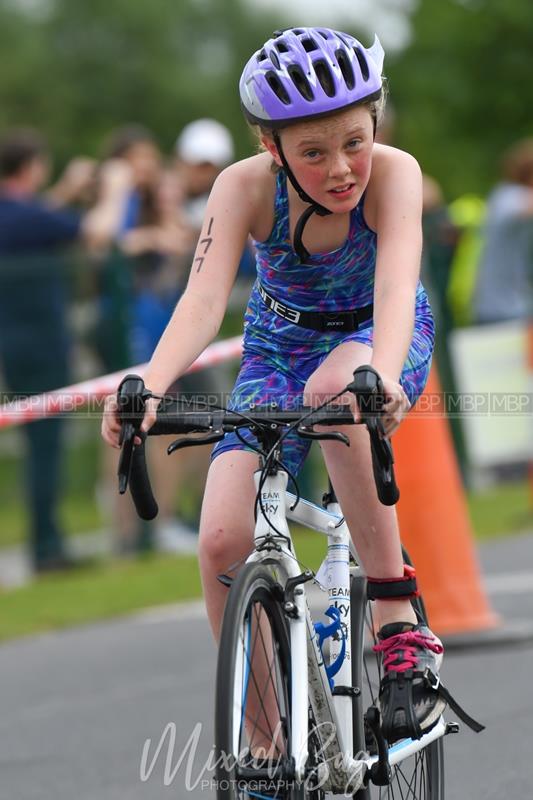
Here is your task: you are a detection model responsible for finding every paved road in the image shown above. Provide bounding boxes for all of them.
[2,533,532,799]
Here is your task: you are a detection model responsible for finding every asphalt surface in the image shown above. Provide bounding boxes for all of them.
[1,532,532,800]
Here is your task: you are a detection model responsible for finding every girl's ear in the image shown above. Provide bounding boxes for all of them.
[261,133,283,168]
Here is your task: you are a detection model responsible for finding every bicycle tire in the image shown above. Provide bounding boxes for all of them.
[350,550,445,799]
[215,561,326,799]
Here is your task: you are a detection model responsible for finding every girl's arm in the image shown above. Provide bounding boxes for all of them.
[371,149,424,383]
[142,163,256,396]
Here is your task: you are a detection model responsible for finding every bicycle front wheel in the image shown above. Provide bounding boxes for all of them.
[350,562,445,800]
[215,560,296,799]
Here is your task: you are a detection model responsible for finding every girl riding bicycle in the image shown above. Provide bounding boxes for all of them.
[102,27,445,746]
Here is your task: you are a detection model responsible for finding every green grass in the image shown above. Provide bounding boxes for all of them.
[0,553,202,642]
[468,480,532,540]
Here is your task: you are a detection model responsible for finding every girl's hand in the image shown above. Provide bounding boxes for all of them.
[101,393,122,449]
[379,375,410,437]
[101,393,160,449]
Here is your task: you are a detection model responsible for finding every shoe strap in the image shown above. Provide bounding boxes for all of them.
[423,669,485,733]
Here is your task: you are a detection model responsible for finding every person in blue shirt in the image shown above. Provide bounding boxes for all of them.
[0,127,129,572]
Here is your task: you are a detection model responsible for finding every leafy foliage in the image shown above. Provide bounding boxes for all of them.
[0,0,279,164]
[389,0,533,197]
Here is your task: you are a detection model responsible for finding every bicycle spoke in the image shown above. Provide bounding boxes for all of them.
[241,614,278,749]
[234,597,290,761]
[253,602,284,718]
[393,753,424,798]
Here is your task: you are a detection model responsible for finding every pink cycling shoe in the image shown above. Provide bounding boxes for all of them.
[373,621,446,744]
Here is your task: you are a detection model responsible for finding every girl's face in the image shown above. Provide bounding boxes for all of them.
[263,106,374,212]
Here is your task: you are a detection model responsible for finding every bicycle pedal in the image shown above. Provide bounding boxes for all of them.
[445,721,460,735]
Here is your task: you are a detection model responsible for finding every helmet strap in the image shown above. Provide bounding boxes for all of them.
[272,130,331,261]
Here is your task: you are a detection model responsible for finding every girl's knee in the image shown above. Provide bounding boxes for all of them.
[198,517,252,568]
[304,368,350,406]
[199,522,227,564]
[305,345,374,406]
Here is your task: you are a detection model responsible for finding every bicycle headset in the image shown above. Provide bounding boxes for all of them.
[239,26,385,260]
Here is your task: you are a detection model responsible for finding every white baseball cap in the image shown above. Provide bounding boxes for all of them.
[175,118,234,167]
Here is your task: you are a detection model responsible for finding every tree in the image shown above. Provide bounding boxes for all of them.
[0,0,280,163]
[389,0,533,197]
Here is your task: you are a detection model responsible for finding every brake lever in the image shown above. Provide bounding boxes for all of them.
[117,424,135,494]
[368,422,393,465]
[167,429,225,454]
[116,374,151,494]
[297,425,350,447]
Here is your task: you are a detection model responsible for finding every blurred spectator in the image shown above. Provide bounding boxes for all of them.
[96,125,200,554]
[0,127,130,572]
[175,118,256,283]
[447,193,486,327]
[421,174,459,331]
[420,175,471,479]
[91,124,163,373]
[175,118,235,230]
[473,138,533,324]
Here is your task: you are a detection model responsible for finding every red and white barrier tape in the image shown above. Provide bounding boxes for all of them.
[0,336,243,430]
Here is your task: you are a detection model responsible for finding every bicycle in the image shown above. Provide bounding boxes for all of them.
[116,366,483,799]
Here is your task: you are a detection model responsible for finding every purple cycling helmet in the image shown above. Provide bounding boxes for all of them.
[240,27,385,128]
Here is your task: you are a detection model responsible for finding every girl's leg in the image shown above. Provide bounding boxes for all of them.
[304,340,417,628]
[198,450,258,641]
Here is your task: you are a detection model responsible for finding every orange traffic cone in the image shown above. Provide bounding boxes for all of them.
[527,322,533,509]
[394,367,500,637]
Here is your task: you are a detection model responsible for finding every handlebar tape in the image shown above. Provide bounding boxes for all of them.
[349,365,400,506]
[130,440,159,521]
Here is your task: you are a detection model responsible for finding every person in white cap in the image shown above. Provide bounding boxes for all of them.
[175,118,235,232]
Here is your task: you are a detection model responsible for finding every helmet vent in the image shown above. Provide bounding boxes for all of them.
[337,33,352,47]
[265,71,291,105]
[275,40,288,53]
[317,29,331,39]
[269,49,281,69]
[314,60,335,97]
[258,49,268,62]
[353,47,370,81]
[293,28,304,35]
[335,49,355,90]
[301,37,318,52]
[288,65,314,101]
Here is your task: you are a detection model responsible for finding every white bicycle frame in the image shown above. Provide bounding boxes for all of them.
[246,468,447,795]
